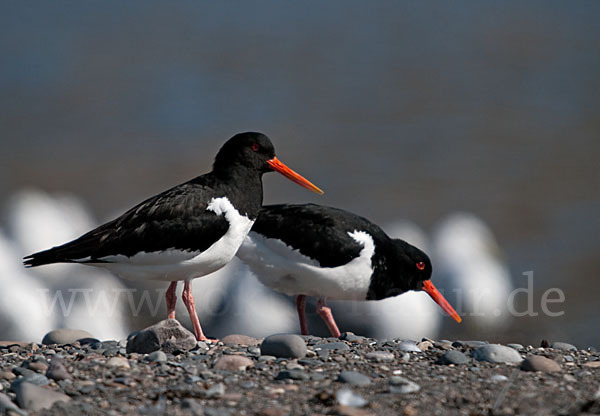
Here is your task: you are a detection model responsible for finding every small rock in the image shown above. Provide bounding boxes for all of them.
[563,374,577,382]
[417,341,433,351]
[13,373,49,387]
[42,329,96,345]
[551,342,577,351]
[453,340,488,348]
[389,376,420,393]
[396,342,421,352]
[336,387,368,407]
[202,383,225,398]
[146,351,168,363]
[564,355,575,362]
[437,350,469,365]
[275,370,310,381]
[14,381,71,411]
[0,371,15,381]
[314,342,350,351]
[583,361,600,368]
[260,334,307,359]
[338,371,371,386]
[0,392,26,415]
[46,358,72,381]
[339,332,365,343]
[106,357,130,368]
[126,319,197,354]
[221,334,260,346]
[214,355,254,371]
[507,343,524,351]
[521,355,561,373]
[490,374,508,382]
[365,351,394,362]
[332,405,375,416]
[27,361,48,373]
[472,344,522,364]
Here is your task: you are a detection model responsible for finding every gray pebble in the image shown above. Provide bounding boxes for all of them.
[14,381,71,411]
[46,358,72,381]
[42,329,96,345]
[507,343,524,351]
[260,334,307,359]
[275,369,310,381]
[564,355,575,362]
[338,371,371,386]
[214,355,254,371]
[314,342,350,351]
[437,350,470,365]
[126,319,197,354]
[389,376,420,393]
[472,344,523,364]
[551,342,577,351]
[490,374,508,382]
[146,351,168,363]
[13,373,50,387]
[366,351,395,362]
[397,341,421,352]
[339,332,366,343]
[0,392,26,415]
[453,340,489,348]
[336,387,368,407]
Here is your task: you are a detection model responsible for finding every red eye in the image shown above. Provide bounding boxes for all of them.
[416,262,426,271]
[251,143,259,152]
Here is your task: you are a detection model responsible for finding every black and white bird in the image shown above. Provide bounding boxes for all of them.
[236,203,461,337]
[23,132,323,341]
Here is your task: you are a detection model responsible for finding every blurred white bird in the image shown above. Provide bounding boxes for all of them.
[432,212,513,331]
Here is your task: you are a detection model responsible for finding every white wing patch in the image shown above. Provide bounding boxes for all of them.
[237,229,375,300]
[90,197,254,282]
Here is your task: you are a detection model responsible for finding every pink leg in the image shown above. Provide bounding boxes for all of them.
[296,295,309,335]
[166,281,177,319]
[181,280,207,341]
[316,297,341,338]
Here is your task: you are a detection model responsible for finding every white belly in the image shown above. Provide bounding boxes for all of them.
[236,230,375,300]
[87,197,254,282]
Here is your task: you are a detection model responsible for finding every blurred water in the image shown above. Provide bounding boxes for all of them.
[1,1,599,346]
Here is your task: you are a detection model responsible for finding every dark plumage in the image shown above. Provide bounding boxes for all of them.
[23,132,323,341]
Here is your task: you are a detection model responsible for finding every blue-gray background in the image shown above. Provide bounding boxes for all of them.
[2,1,599,346]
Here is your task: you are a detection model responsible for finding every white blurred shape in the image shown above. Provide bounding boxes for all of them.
[2,189,130,341]
[213,259,297,337]
[432,212,513,329]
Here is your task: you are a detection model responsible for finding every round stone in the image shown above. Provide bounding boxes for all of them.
[314,342,350,351]
[42,329,96,345]
[214,355,254,371]
[338,371,371,386]
[105,357,130,368]
[260,334,307,359]
[551,342,577,351]
[365,351,395,362]
[472,344,523,364]
[13,381,71,411]
[146,351,168,363]
[520,355,561,373]
[437,350,470,365]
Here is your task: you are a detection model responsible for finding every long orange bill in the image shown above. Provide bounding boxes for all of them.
[267,157,324,195]
[422,280,462,323]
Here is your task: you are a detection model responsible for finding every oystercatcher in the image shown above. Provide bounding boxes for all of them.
[23,132,323,341]
[236,203,461,337]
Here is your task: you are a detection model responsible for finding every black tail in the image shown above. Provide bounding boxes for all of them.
[23,246,77,268]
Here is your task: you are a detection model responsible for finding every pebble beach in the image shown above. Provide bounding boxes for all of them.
[1,320,599,415]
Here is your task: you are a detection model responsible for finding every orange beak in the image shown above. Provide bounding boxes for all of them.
[422,280,462,323]
[267,157,324,195]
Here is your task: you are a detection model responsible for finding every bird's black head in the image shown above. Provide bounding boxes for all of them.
[392,238,433,291]
[392,238,462,323]
[213,132,323,194]
[213,132,276,174]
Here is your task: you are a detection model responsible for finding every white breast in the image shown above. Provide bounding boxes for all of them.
[236,230,375,300]
[91,197,254,282]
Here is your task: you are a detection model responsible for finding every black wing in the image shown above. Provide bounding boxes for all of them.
[252,204,386,267]
[24,176,229,267]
